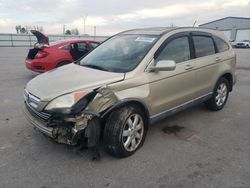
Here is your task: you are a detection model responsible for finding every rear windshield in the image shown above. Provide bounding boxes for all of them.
[50,40,65,46]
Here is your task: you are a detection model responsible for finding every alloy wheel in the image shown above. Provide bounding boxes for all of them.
[122,114,144,152]
[215,83,228,106]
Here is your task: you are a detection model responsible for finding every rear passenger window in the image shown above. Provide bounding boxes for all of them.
[156,37,191,63]
[193,36,215,58]
[213,36,229,52]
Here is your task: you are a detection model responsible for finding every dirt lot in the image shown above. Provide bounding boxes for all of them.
[0,47,250,188]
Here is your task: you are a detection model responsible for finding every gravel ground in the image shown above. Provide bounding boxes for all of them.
[0,47,250,188]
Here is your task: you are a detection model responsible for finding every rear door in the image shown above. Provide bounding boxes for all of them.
[148,33,197,115]
[190,32,219,97]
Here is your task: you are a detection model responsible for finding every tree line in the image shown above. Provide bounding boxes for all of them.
[15,25,44,34]
[15,25,81,35]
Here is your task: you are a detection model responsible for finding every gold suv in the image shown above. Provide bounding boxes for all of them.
[24,27,237,158]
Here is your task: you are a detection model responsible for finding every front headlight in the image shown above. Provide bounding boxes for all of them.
[45,91,87,112]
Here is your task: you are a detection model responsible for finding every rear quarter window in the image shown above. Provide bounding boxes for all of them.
[213,36,229,52]
[90,42,99,48]
[59,44,70,50]
[193,36,215,58]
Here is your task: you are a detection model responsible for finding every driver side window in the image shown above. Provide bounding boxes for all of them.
[156,36,191,63]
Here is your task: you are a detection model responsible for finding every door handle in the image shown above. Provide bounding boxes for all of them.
[185,64,193,70]
[215,57,221,62]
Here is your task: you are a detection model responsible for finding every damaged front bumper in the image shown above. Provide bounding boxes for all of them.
[23,101,99,146]
[23,87,119,147]
[23,103,54,137]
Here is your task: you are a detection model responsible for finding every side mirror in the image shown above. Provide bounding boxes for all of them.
[148,60,176,72]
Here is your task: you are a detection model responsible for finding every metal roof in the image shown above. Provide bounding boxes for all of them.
[199,17,250,26]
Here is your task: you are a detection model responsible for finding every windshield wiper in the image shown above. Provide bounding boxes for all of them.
[83,64,109,71]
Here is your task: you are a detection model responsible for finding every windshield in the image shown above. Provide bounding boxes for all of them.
[79,34,158,72]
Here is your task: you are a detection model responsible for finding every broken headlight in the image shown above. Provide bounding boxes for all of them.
[45,91,88,113]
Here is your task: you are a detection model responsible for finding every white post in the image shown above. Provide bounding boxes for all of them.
[94,26,96,39]
[63,24,65,35]
[83,15,88,35]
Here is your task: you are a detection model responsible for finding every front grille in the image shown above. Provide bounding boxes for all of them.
[24,89,29,100]
[25,102,52,121]
[24,89,52,121]
[24,89,40,104]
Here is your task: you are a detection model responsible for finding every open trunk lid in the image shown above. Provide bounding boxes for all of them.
[27,30,49,59]
[30,30,49,45]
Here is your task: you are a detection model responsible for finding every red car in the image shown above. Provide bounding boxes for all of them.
[25,30,100,73]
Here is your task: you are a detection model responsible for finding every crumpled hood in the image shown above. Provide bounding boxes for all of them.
[26,64,125,101]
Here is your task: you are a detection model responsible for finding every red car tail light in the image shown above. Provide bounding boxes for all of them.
[35,51,48,59]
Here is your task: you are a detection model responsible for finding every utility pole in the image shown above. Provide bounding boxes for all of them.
[193,20,197,27]
[94,26,96,39]
[82,15,88,35]
[63,24,65,35]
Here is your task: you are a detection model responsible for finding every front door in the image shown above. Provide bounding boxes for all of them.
[148,34,196,116]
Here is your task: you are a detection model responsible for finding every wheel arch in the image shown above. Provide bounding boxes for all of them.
[101,99,150,128]
[219,72,233,91]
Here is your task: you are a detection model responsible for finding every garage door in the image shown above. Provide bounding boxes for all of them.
[221,30,231,40]
[236,29,250,41]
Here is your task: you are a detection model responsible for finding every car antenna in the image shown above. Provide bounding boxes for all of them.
[193,20,197,27]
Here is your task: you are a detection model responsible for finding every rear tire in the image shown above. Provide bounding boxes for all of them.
[103,105,147,158]
[205,77,230,111]
[56,61,70,68]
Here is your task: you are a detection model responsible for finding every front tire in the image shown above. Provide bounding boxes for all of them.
[103,105,147,158]
[205,77,230,111]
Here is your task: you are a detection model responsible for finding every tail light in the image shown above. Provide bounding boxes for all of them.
[35,51,48,59]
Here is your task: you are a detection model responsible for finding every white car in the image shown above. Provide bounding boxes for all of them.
[232,40,250,48]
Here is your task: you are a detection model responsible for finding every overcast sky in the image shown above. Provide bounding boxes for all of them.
[0,0,250,35]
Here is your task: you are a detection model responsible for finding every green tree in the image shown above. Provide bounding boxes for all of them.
[65,30,71,35]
